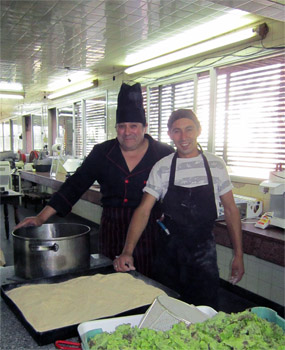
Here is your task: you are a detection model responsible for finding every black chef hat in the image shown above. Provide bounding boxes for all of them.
[116,83,146,125]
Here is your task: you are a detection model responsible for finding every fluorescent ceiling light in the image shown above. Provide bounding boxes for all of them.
[48,80,98,99]
[125,27,259,75]
[125,9,254,66]
[0,81,23,91]
[0,93,24,100]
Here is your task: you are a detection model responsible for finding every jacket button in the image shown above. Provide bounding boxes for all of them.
[124,198,128,203]
[125,179,129,183]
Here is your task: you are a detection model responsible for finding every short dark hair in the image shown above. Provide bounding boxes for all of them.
[167,109,201,130]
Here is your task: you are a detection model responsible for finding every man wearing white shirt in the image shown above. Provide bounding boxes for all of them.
[114,109,244,309]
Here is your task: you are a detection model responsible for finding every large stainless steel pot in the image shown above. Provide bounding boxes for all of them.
[12,223,90,279]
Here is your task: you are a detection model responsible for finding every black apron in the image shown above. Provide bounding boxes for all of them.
[152,151,220,309]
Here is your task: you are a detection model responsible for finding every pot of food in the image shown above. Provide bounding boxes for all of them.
[12,223,91,279]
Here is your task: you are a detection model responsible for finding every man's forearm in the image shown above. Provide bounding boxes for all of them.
[224,207,243,256]
[37,205,57,224]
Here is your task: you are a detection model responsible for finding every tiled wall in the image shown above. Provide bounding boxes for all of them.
[216,244,285,306]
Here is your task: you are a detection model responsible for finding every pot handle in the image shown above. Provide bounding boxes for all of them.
[29,243,59,252]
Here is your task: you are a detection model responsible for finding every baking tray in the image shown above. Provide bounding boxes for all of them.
[1,265,179,345]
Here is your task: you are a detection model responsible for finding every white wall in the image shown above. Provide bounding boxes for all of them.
[217,244,285,306]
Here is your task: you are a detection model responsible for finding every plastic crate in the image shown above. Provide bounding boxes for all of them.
[251,307,285,331]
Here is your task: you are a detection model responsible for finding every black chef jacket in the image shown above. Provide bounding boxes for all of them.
[48,134,174,216]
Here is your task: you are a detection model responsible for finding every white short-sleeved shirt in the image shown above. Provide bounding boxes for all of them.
[143,152,233,216]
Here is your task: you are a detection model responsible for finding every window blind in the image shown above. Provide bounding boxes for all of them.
[74,102,83,158]
[58,108,73,155]
[196,75,210,151]
[85,99,106,155]
[148,80,195,143]
[216,55,285,178]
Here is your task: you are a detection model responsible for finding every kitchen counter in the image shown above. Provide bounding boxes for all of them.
[214,219,284,266]
[20,170,102,205]
[20,171,284,266]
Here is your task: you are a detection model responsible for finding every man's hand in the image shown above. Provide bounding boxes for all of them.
[14,205,56,230]
[113,254,136,272]
[229,255,244,285]
[14,216,44,230]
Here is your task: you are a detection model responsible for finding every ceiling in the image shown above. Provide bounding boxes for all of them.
[0,0,284,119]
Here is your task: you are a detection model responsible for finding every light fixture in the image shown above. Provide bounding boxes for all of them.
[125,9,254,66]
[0,81,23,91]
[48,79,98,100]
[125,26,263,75]
[0,93,24,99]
[0,81,24,99]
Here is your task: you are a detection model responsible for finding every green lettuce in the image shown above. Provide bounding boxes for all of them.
[88,310,285,350]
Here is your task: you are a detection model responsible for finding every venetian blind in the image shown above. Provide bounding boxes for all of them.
[148,80,195,143]
[85,99,106,155]
[196,75,210,151]
[216,55,285,178]
[74,102,83,158]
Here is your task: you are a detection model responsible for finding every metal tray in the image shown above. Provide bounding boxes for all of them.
[1,265,179,345]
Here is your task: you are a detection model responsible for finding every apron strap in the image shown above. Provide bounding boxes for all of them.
[168,152,178,188]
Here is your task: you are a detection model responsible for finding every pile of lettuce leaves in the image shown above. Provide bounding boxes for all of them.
[88,310,284,350]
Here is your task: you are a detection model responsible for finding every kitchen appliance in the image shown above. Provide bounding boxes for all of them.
[0,161,12,191]
[33,158,52,172]
[50,140,66,177]
[259,163,285,229]
[218,194,262,219]
[12,223,91,279]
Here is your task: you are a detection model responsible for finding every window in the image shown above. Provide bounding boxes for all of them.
[32,114,42,150]
[11,117,23,152]
[0,123,3,152]
[147,80,195,144]
[216,55,285,179]
[74,102,83,158]
[58,106,73,156]
[196,75,210,151]
[3,121,11,151]
[85,98,107,155]
[73,96,107,158]
[146,54,285,179]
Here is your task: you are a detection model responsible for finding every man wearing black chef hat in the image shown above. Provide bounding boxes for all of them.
[15,83,174,278]
[114,109,244,309]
